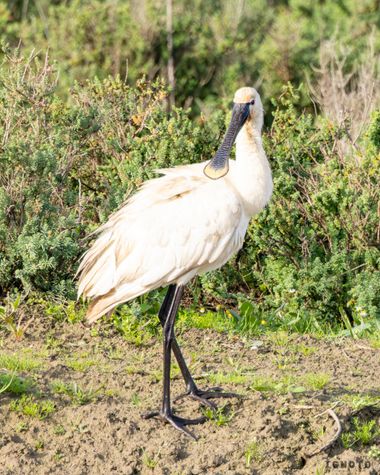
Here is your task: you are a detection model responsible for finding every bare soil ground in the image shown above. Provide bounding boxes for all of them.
[0,319,379,475]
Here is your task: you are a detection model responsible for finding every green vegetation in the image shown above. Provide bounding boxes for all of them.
[142,451,160,470]
[34,440,44,450]
[51,380,102,405]
[53,424,66,436]
[53,451,65,462]
[0,372,34,394]
[112,303,160,345]
[342,394,380,411]
[15,421,29,432]
[64,354,98,372]
[250,374,306,394]
[291,343,317,357]
[178,308,234,333]
[130,393,141,407]
[250,375,280,393]
[368,446,380,459]
[341,417,380,448]
[208,370,252,386]
[314,465,327,475]
[369,333,380,349]
[1,0,378,116]
[0,352,42,372]
[0,0,378,338]
[245,439,264,467]
[203,405,235,426]
[0,292,33,340]
[266,331,291,347]
[10,394,55,419]
[311,425,326,444]
[43,300,85,324]
[302,372,331,391]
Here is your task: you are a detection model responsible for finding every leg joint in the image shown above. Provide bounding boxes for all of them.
[164,325,175,347]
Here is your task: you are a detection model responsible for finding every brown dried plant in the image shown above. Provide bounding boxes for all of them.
[309,36,380,158]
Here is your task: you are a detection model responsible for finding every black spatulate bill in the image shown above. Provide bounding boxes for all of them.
[204,102,250,180]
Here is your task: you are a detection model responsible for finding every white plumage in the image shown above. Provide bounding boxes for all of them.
[77,87,273,323]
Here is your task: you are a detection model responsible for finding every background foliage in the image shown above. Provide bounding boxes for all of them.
[0,0,379,333]
[1,0,379,115]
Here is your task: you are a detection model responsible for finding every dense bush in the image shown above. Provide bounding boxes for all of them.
[1,0,379,116]
[0,50,379,328]
[0,49,222,296]
[205,87,380,328]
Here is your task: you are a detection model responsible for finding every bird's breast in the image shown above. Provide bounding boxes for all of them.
[227,157,273,217]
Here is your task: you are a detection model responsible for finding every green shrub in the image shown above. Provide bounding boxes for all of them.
[0,372,34,394]
[0,48,221,297]
[0,50,379,330]
[207,86,380,328]
[2,0,378,117]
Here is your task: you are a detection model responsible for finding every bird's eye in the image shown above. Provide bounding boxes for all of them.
[250,99,255,105]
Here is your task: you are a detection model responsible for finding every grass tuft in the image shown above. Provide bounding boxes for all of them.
[303,372,331,390]
[342,394,380,411]
[341,417,380,448]
[177,309,232,333]
[64,355,97,372]
[51,380,102,405]
[202,405,235,426]
[208,370,252,386]
[10,394,55,419]
[250,375,305,394]
[245,439,264,467]
[0,372,34,395]
[0,353,42,372]
[368,446,380,459]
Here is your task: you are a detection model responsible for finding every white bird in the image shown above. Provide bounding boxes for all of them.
[77,87,273,438]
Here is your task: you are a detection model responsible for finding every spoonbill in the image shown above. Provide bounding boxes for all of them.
[77,87,273,438]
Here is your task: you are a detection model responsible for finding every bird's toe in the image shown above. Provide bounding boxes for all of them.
[141,409,206,440]
[174,386,242,410]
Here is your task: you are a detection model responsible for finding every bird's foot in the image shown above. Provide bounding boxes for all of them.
[174,386,242,409]
[142,410,206,440]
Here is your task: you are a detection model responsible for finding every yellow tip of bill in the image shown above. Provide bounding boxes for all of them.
[203,162,229,180]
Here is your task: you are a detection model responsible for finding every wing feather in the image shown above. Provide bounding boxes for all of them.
[77,163,245,322]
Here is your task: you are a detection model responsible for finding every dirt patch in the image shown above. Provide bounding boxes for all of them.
[0,321,379,474]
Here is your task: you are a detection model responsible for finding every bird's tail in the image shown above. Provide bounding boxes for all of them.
[85,286,145,323]
[86,290,117,324]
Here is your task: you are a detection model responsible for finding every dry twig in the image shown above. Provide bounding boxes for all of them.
[307,408,342,457]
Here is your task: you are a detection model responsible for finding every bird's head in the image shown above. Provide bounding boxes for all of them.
[204,86,263,180]
[233,87,264,131]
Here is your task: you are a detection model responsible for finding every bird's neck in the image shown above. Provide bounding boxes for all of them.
[234,121,273,216]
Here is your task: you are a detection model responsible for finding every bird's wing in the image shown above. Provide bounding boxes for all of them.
[77,166,244,322]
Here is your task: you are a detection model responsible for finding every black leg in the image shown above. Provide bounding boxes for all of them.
[158,286,214,406]
[159,285,241,408]
[143,285,206,440]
